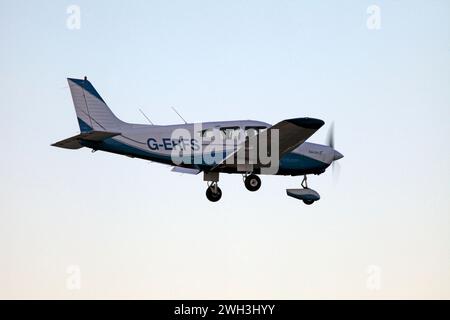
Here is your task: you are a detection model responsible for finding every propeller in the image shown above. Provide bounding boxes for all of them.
[326,122,335,150]
[326,122,342,182]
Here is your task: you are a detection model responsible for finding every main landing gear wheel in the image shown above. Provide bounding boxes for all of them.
[244,174,261,192]
[303,199,315,205]
[206,185,222,202]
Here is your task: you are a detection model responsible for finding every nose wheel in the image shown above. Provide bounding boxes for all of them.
[286,175,320,205]
[244,174,261,192]
[206,183,222,202]
[301,175,318,205]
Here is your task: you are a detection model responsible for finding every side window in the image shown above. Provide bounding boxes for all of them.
[202,129,213,139]
[220,127,240,141]
[245,126,267,138]
[245,128,258,138]
[201,126,266,142]
[202,128,222,139]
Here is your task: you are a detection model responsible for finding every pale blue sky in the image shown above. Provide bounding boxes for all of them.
[1,0,449,299]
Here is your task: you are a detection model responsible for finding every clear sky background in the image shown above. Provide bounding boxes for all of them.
[1,0,449,299]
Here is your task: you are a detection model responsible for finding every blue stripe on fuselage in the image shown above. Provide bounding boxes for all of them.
[279,152,329,174]
[94,138,329,175]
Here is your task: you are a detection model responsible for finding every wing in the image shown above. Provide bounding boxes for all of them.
[213,117,324,170]
[269,117,325,155]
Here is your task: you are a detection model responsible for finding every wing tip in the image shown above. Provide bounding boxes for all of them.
[286,117,324,129]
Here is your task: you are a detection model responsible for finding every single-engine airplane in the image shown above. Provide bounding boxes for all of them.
[52,77,343,204]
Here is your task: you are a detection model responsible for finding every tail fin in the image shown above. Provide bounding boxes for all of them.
[67,77,125,132]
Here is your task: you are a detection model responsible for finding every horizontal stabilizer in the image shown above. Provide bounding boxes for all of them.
[171,167,201,175]
[52,131,120,150]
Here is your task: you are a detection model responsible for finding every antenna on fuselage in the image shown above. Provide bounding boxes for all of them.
[171,106,188,124]
[139,108,154,125]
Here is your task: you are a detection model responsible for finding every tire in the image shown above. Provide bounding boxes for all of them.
[245,174,261,192]
[303,199,315,205]
[206,186,222,202]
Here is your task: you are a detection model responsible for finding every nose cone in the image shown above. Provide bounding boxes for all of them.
[333,150,344,161]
